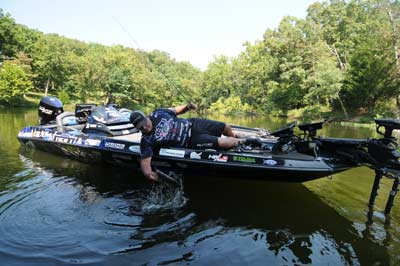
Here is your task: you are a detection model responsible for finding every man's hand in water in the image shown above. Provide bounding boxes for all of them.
[147,171,158,181]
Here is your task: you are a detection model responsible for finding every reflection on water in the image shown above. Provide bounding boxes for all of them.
[0,108,399,265]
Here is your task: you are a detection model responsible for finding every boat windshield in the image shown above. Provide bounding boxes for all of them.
[90,106,127,124]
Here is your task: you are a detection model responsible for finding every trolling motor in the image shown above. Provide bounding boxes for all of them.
[366,119,400,215]
[270,121,325,155]
[270,122,297,153]
[295,121,325,157]
[367,119,400,171]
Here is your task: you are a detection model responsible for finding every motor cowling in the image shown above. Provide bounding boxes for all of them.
[38,96,64,125]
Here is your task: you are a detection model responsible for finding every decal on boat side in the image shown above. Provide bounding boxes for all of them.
[159,148,185,158]
[104,142,125,150]
[86,139,101,146]
[129,145,141,153]
[190,152,202,159]
[208,154,228,162]
[32,129,52,138]
[54,136,77,144]
[18,127,101,147]
[232,156,256,163]
[263,159,278,166]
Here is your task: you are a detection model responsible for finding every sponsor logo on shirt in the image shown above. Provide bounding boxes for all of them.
[159,148,185,158]
[154,118,173,141]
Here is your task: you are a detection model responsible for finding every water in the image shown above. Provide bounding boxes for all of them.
[0,108,399,265]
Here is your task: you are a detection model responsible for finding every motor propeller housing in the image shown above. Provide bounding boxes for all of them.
[375,118,400,139]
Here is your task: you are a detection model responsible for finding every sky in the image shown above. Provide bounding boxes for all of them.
[2,0,317,70]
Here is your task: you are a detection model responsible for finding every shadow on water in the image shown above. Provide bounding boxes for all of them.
[184,177,391,266]
[0,147,391,265]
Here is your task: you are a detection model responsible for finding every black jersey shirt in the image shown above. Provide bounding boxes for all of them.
[140,109,191,159]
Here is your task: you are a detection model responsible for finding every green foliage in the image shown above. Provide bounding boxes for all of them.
[201,0,400,118]
[304,57,344,106]
[374,99,397,118]
[288,105,331,121]
[0,62,32,104]
[343,39,400,111]
[1,2,400,120]
[57,90,70,105]
[0,9,20,59]
[209,96,255,114]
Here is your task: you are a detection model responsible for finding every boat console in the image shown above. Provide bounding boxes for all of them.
[36,96,137,137]
[75,104,97,124]
[82,105,137,136]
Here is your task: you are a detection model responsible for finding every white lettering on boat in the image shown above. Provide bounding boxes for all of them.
[104,142,125,150]
[190,152,202,159]
[129,145,140,153]
[159,148,185,158]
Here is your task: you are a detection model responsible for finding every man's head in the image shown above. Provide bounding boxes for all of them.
[130,110,152,133]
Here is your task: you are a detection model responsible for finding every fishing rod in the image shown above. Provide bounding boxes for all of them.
[112,16,203,117]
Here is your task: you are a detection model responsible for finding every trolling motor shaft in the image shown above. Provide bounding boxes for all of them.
[366,119,400,216]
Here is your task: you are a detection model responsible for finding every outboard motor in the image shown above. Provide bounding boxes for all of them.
[38,96,64,125]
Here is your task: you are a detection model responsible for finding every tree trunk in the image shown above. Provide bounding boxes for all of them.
[336,93,349,120]
[325,42,348,118]
[45,79,49,96]
[325,42,346,70]
[386,9,400,113]
[387,10,399,68]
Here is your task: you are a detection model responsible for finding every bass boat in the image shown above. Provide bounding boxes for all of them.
[18,97,400,214]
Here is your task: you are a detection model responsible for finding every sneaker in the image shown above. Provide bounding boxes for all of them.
[244,137,262,147]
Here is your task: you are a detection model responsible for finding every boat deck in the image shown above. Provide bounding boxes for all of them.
[113,133,141,142]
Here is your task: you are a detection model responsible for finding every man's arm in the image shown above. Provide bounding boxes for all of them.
[169,103,197,115]
[140,157,158,181]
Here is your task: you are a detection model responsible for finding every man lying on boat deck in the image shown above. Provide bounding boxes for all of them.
[129,104,262,181]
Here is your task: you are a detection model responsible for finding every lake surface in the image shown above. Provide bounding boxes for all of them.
[0,107,399,266]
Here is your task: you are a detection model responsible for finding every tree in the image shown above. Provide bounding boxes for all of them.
[201,55,237,106]
[304,57,344,107]
[0,9,19,60]
[0,61,32,104]
[343,39,400,112]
